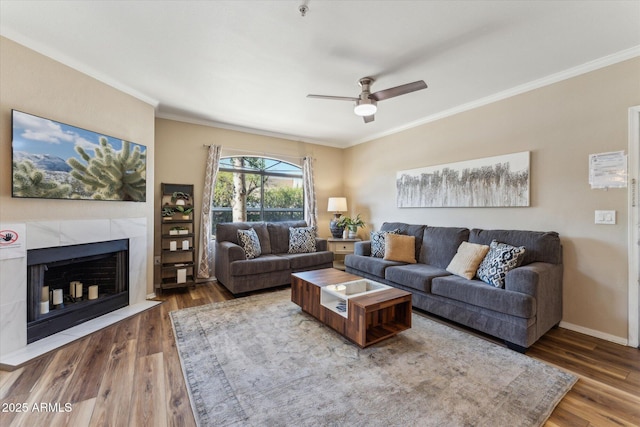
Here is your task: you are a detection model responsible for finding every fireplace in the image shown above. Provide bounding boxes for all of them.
[27,239,129,343]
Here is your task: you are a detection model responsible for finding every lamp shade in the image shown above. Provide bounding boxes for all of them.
[327,197,347,212]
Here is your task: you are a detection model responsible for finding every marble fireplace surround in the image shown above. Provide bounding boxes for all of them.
[0,218,159,369]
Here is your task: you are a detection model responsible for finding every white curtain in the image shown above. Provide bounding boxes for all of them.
[302,156,317,230]
[197,144,222,279]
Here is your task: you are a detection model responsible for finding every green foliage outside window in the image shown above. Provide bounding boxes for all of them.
[212,157,304,234]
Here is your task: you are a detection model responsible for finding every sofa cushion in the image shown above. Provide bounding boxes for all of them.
[288,226,316,253]
[477,240,526,288]
[229,254,290,276]
[344,254,405,278]
[370,229,399,258]
[267,220,308,254]
[277,251,334,270]
[380,222,426,258]
[216,221,272,254]
[446,242,489,279]
[419,226,470,269]
[237,228,262,259]
[384,234,417,263]
[385,264,450,293]
[469,229,561,265]
[431,275,536,318]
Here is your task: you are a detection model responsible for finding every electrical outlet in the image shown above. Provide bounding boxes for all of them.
[594,210,616,225]
[154,256,161,265]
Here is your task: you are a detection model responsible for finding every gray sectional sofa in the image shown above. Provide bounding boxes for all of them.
[345,222,563,352]
[215,220,334,295]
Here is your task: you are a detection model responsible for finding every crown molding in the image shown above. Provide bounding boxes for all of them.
[347,45,640,147]
[1,30,159,108]
[155,112,343,148]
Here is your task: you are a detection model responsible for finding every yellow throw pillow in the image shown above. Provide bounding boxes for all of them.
[383,234,417,264]
[446,241,490,279]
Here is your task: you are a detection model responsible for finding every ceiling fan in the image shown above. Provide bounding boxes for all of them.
[307,77,427,123]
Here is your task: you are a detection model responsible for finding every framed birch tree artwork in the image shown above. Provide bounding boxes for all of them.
[396,151,530,207]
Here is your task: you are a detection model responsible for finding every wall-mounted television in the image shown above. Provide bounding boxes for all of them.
[11,110,146,202]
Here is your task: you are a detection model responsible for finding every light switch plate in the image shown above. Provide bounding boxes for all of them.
[595,210,616,225]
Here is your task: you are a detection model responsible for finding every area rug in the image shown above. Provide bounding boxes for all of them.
[170,290,576,427]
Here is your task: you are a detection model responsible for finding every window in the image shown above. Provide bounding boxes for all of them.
[212,157,304,235]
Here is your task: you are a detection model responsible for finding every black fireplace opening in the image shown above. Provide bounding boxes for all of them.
[27,239,129,344]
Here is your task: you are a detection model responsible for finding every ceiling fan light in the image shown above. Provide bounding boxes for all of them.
[354,100,377,116]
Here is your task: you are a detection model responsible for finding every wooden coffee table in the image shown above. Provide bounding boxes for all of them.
[291,268,411,347]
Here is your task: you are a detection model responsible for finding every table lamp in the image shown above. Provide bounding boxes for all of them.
[328,197,347,238]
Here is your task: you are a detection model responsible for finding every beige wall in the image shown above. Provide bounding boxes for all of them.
[0,37,156,294]
[154,118,344,284]
[344,57,640,341]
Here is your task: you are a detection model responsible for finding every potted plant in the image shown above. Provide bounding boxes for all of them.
[171,191,191,206]
[162,207,175,218]
[337,213,365,238]
[175,205,193,219]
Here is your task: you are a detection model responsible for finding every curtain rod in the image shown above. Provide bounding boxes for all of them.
[202,145,312,161]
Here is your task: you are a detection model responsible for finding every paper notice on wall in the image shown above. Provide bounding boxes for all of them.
[589,151,627,189]
[0,223,26,260]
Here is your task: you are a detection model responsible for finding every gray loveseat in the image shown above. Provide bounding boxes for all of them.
[344,222,563,352]
[215,220,334,295]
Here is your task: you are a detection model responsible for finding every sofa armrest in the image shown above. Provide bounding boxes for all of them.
[354,240,372,256]
[315,238,328,252]
[214,241,246,285]
[505,262,563,334]
[505,262,561,296]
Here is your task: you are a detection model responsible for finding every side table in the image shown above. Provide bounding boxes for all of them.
[327,238,361,270]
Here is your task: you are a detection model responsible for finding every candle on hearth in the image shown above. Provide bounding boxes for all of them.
[40,301,49,315]
[88,285,98,300]
[41,286,49,302]
[170,241,177,251]
[52,289,63,305]
[70,281,82,297]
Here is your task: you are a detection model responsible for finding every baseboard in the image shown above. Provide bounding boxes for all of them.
[147,292,157,299]
[559,321,628,346]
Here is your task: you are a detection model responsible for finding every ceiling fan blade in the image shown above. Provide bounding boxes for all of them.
[370,80,428,101]
[363,114,375,123]
[307,94,359,101]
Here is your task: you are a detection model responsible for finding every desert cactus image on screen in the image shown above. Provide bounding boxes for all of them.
[11,110,147,201]
[67,137,146,201]
[12,159,72,199]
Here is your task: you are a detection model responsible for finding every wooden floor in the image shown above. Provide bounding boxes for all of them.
[1,282,638,427]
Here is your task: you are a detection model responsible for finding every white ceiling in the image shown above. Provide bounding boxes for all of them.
[1,1,639,148]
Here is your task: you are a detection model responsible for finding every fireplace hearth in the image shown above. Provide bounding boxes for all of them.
[27,239,129,343]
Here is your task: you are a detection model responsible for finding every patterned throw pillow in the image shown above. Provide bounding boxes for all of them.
[288,226,317,254]
[477,240,526,288]
[237,228,262,260]
[370,229,400,258]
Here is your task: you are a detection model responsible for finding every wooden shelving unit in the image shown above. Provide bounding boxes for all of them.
[159,183,195,293]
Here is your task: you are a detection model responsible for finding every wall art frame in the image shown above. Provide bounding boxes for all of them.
[396,151,530,208]
[11,110,146,202]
